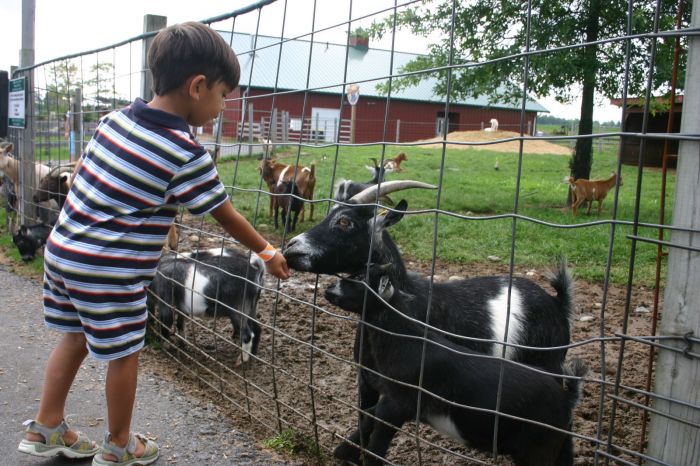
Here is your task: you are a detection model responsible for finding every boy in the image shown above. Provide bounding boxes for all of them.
[18,22,289,466]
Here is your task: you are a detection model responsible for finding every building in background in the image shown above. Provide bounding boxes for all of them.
[610,95,682,169]
[213,31,548,145]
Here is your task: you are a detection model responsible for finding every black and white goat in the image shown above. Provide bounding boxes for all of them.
[284,183,574,373]
[147,247,266,366]
[325,264,585,466]
[12,223,52,262]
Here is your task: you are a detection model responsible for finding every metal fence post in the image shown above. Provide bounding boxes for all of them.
[140,15,167,101]
[646,3,700,463]
[70,87,82,161]
[248,103,254,157]
[19,0,36,223]
[0,71,8,138]
[396,119,401,143]
[270,108,278,143]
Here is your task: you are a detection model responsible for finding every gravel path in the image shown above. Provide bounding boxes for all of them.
[0,264,290,466]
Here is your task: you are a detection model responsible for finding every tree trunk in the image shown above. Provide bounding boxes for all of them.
[569,0,601,205]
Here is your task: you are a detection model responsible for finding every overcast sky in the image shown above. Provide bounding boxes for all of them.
[1,0,622,122]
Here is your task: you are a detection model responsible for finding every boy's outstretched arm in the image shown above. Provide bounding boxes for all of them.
[210,201,290,279]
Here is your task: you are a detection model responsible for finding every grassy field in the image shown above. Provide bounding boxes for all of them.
[1,141,673,287]
[214,143,672,286]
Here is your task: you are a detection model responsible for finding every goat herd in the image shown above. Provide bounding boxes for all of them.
[0,138,631,465]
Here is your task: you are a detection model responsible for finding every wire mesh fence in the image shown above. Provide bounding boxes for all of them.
[3,0,699,464]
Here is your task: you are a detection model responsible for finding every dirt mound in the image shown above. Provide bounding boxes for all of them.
[416,130,572,155]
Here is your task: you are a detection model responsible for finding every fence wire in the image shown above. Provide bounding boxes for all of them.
[3,0,699,465]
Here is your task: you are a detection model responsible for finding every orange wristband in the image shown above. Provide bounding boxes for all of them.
[256,243,277,262]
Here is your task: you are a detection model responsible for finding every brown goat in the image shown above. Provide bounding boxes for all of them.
[259,158,316,222]
[566,172,622,216]
[383,152,407,172]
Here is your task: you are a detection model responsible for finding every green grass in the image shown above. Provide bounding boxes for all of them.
[0,143,673,286]
[213,144,672,286]
[262,429,322,458]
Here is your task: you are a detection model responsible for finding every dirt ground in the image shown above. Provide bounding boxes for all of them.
[140,215,659,465]
[416,130,573,155]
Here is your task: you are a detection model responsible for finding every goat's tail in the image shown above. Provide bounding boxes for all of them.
[545,256,575,323]
[561,357,587,408]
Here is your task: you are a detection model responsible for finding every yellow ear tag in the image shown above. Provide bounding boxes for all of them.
[378,209,388,217]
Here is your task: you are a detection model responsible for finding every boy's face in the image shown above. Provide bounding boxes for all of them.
[188,78,233,127]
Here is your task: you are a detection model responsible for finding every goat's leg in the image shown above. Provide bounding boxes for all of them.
[234,323,255,367]
[334,403,377,464]
[585,199,593,215]
[334,332,381,462]
[571,196,584,217]
[597,200,603,215]
[249,319,262,355]
[291,209,299,232]
[553,436,574,466]
[363,397,406,466]
[274,205,280,230]
[281,205,289,233]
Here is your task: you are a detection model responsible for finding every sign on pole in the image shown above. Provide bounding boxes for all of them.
[8,77,26,129]
[346,84,360,106]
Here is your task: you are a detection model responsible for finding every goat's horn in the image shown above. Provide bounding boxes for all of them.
[47,162,76,177]
[350,180,438,204]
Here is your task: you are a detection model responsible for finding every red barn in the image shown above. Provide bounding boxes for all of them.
[210,32,548,145]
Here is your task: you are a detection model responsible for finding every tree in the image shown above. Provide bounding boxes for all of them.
[39,61,79,118]
[370,0,688,196]
[38,61,128,123]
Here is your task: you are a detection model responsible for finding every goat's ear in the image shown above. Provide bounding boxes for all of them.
[371,199,407,232]
[383,199,407,227]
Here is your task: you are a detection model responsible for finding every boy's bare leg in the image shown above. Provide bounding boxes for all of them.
[26,332,89,445]
[103,350,146,460]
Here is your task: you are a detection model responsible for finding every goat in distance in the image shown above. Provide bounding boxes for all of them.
[259,158,316,222]
[565,172,622,216]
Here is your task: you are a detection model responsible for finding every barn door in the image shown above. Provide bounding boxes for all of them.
[311,107,340,143]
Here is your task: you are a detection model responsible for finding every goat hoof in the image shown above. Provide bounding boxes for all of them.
[333,442,361,464]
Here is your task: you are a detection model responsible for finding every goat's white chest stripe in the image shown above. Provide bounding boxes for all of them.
[276,165,291,188]
[488,284,524,359]
[182,266,209,315]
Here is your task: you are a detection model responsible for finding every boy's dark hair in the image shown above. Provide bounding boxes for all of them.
[148,21,240,95]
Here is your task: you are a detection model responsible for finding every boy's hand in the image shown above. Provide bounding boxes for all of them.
[265,252,290,280]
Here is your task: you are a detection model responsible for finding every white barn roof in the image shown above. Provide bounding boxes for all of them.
[220,31,548,113]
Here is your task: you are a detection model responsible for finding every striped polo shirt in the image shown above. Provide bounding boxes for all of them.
[43,98,228,359]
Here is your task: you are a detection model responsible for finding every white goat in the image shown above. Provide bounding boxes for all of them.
[0,142,52,189]
[484,118,499,132]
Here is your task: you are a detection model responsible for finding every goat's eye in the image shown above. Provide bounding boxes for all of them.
[338,217,352,230]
